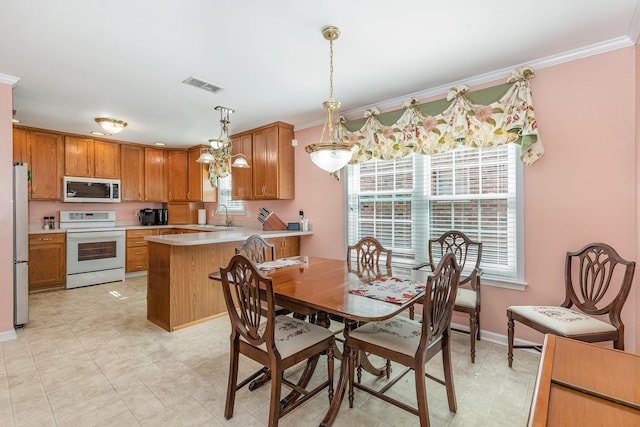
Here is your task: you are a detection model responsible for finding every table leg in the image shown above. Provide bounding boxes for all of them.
[320,318,357,427]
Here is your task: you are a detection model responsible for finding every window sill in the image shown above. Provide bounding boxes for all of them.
[482,277,527,291]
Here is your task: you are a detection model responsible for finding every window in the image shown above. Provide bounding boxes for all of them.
[346,144,523,284]
[217,175,245,214]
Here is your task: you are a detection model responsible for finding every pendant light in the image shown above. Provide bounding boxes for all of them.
[305,26,359,173]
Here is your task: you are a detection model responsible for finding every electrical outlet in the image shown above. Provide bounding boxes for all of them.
[134,209,140,217]
[245,210,251,218]
[299,210,304,219]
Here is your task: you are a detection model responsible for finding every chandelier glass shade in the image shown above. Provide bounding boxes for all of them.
[305,26,359,173]
[195,105,249,169]
[94,117,127,134]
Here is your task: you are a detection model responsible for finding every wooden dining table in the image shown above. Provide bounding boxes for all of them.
[212,255,427,426]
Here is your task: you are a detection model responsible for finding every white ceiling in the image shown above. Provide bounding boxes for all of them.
[2,0,640,148]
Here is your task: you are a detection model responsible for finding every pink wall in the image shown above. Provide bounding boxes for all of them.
[29,201,162,227]
[286,48,639,350]
[0,82,14,333]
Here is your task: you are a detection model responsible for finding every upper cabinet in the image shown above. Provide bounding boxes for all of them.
[231,122,294,200]
[64,136,120,179]
[188,146,217,202]
[28,130,64,200]
[120,144,145,201]
[13,127,28,163]
[144,147,165,201]
[230,134,253,200]
[166,150,188,201]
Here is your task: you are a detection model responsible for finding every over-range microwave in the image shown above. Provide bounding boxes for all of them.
[63,176,121,203]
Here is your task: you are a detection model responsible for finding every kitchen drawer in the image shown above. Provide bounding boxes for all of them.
[126,246,148,272]
[30,233,66,245]
[126,228,157,239]
[127,238,148,247]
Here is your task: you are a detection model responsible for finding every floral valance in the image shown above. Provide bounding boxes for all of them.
[341,67,544,166]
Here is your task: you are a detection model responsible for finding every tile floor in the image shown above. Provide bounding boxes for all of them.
[1,277,540,426]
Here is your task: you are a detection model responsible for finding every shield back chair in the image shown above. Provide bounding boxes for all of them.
[220,254,335,426]
[412,230,483,363]
[236,235,291,317]
[507,242,635,367]
[347,236,392,278]
[346,253,461,427]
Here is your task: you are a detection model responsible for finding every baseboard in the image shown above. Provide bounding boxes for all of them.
[0,329,17,343]
[450,320,541,350]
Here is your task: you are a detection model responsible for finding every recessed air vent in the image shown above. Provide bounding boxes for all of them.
[182,76,224,94]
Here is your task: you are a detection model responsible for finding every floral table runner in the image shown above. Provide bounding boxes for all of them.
[349,276,426,304]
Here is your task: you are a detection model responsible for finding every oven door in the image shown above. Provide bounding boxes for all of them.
[67,230,126,274]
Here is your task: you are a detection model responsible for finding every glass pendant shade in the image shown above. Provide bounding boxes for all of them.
[231,155,250,168]
[309,145,356,173]
[196,150,215,163]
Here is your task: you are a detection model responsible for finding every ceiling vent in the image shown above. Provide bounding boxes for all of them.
[182,76,223,94]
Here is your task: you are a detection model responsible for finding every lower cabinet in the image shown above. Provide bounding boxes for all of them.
[126,228,158,272]
[267,236,300,258]
[29,233,66,292]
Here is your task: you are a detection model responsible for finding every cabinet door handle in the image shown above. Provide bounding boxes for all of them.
[39,237,52,241]
[135,251,144,255]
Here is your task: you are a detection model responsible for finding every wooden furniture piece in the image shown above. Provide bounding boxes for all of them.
[29,232,66,292]
[346,253,461,427]
[125,228,157,272]
[230,122,295,200]
[64,136,120,179]
[229,256,426,426]
[508,242,635,367]
[144,147,165,201]
[28,130,64,200]
[220,254,335,426]
[188,145,217,202]
[347,236,392,275]
[120,144,145,201]
[412,230,483,363]
[166,150,189,201]
[528,334,640,426]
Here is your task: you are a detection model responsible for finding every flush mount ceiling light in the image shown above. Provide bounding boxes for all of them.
[305,26,359,173]
[94,117,127,135]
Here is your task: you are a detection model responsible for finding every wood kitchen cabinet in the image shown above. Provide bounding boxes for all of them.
[64,136,120,179]
[144,147,165,201]
[267,236,300,258]
[231,122,295,200]
[126,228,157,272]
[230,134,253,200]
[188,146,217,202]
[28,130,64,200]
[120,144,145,201]
[29,233,66,292]
[13,127,28,163]
[166,150,189,201]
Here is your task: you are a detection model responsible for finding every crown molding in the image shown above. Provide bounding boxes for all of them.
[297,36,636,130]
[0,73,20,87]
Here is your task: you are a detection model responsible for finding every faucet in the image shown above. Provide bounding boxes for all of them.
[215,204,232,227]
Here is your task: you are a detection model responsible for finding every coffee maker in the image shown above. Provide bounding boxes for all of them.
[140,209,155,226]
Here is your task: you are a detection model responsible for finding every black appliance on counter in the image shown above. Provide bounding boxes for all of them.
[140,208,168,225]
[154,208,168,225]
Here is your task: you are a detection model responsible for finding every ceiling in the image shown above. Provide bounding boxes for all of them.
[2,0,640,148]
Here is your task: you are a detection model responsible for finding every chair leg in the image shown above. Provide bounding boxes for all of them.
[469,314,476,364]
[441,336,457,413]
[409,304,415,320]
[507,313,514,368]
[476,311,481,340]
[348,346,357,408]
[225,340,239,419]
[268,366,283,427]
[414,362,430,427]
[327,345,335,402]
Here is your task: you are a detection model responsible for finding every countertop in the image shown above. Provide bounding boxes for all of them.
[29,224,313,245]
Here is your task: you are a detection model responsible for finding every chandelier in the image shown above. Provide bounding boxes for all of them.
[94,117,127,135]
[196,105,249,168]
[305,26,359,173]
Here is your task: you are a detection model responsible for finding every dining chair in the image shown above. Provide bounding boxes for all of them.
[345,253,461,427]
[412,230,482,363]
[236,235,291,317]
[220,254,335,426]
[347,236,392,277]
[507,242,635,367]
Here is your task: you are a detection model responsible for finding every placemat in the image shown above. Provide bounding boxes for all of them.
[349,276,426,304]
[256,258,306,271]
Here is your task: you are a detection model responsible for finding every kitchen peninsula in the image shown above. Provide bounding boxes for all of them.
[144,227,312,331]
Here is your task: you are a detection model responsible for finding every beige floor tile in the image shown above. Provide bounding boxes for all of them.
[2,277,539,426]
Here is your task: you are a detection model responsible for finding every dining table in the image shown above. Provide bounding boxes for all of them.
[211,255,428,426]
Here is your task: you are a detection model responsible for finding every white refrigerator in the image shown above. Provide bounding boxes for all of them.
[13,162,29,326]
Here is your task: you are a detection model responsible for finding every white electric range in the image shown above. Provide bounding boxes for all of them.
[60,210,126,289]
